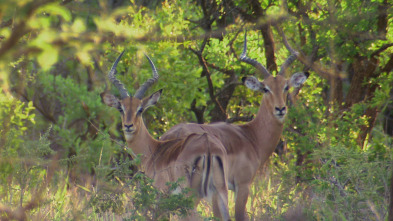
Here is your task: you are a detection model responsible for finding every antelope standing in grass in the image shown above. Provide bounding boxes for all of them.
[101,51,231,221]
[160,31,309,221]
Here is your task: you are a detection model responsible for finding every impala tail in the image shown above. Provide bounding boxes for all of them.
[188,133,231,221]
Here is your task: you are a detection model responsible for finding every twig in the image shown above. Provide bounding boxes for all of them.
[13,89,57,123]
[189,45,226,116]
[0,155,60,220]
[0,0,56,59]
[371,43,393,57]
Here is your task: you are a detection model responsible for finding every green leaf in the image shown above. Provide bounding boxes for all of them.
[71,18,86,33]
[36,3,72,22]
[37,44,58,70]
[76,44,94,65]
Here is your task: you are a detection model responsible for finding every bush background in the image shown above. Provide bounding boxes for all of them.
[0,0,392,220]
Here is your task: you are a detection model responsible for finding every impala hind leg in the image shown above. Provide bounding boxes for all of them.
[212,191,231,221]
[211,156,231,221]
[235,185,250,221]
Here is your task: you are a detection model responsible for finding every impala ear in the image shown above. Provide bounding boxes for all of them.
[242,76,265,91]
[289,72,309,88]
[142,89,162,111]
[101,92,121,109]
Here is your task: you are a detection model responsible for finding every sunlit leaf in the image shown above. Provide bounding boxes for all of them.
[30,29,57,45]
[36,3,72,22]
[28,17,51,29]
[37,44,58,70]
[76,44,94,65]
[71,18,86,33]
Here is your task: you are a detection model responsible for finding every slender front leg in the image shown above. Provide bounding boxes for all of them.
[235,185,250,221]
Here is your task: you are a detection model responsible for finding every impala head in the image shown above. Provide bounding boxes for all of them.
[101,51,162,140]
[240,32,309,123]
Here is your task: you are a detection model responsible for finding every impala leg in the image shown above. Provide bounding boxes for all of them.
[211,155,231,221]
[235,185,250,221]
[212,190,231,221]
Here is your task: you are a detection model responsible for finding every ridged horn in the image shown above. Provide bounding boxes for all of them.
[134,54,159,99]
[276,25,299,76]
[240,32,272,79]
[108,50,129,99]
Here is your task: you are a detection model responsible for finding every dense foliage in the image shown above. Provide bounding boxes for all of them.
[0,0,392,220]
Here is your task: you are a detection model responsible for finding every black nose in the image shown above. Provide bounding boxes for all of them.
[124,124,134,131]
[275,107,286,115]
[275,107,286,112]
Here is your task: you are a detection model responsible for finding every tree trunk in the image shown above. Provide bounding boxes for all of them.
[210,71,237,122]
[260,24,277,73]
[344,56,379,146]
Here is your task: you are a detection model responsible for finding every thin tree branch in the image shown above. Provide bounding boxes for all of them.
[13,89,57,123]
[190,98,206,124]
[0,0,56,58]
[371,43,393,57]
[189,46,226,116]
[206,61,235,76]
[381,53,393,73]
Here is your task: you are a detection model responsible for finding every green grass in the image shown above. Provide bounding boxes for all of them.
[1,131,391,221]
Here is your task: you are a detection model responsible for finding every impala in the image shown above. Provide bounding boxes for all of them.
[160,32,309,221]
[101,51,231,221]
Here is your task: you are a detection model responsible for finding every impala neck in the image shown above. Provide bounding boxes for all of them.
[125,120,159,166]
[246,97,284,163]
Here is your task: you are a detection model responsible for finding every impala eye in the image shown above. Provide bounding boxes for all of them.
[118,105,124,113]
[262,88,270,93]
[284,85,289,91]
[136,107,144,115]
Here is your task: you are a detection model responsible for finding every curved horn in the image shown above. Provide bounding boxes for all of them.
[108,50,129,99]
[240,32,271,79]
[276,25,299,76]
[134,54,159,99]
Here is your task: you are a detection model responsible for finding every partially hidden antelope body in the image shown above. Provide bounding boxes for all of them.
[101,51,231,221]
[160,32,309,221]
